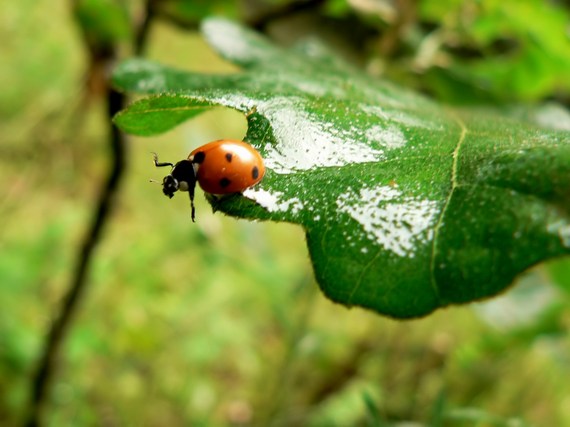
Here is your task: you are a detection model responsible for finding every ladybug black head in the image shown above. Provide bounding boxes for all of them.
[162,174,179,198]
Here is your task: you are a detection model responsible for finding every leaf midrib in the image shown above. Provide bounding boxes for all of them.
[429,111,468,302]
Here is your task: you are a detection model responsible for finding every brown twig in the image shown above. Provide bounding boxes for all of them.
[24,2,154,425]
[246,0,327,32]
[150,0,326,33]
[24,88,126,427]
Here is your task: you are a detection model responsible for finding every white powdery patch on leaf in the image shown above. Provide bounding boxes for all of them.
[120,59,164,74]
[257,97,388,174]
[365,124,406,149]
[336,185,440,257]
[533,104,570,131]
[203,19,269,64]
[547,219,570,248]
[208,92,257,112]
[359,104,445,131]
[117,60,169,92]
[285,77,346,98]
[136,74,167,92]
[243,188,304,215]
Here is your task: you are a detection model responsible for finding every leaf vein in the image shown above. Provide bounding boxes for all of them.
[429,112,468,302]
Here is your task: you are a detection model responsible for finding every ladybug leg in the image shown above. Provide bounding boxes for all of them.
[188,184,196,222]
[152,152,174,168]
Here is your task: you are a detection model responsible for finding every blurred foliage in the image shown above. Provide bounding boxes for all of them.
[160,0,240,23]
[415,0,570,103]
[323,0,570,103]
[74,0,132,46]
[1,0,569,426]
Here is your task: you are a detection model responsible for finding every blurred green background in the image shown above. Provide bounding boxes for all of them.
[1,0,570,426]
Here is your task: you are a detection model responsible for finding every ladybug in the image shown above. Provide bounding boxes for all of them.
[153,140,265,222]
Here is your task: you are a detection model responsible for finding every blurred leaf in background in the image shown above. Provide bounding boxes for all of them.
[416,0,570,103]
[159,0,240,25]
[74,0,132,46]
[323,0,570,104]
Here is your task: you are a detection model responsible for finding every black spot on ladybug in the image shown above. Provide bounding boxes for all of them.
[252,166,259,180]
[193,151,206,164]
[225,153,233,162]
[219,177,231,188]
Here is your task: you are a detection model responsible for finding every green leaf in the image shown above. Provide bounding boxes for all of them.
[112,18,570,318]
[74,0,131,45]
[159,0,239,24]
[419,0,570,102]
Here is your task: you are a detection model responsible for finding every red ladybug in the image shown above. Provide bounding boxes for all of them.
[153,140,265,221]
